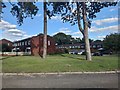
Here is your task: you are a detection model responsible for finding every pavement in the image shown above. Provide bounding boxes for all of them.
[2,70,120,76]
[2,72,119,88]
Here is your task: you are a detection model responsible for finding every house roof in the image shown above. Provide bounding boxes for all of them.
[0,39,13,43]
[13,33,53,43]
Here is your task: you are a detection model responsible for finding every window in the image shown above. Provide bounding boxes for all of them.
[93,45,96,48]
[16,43,18,46]
[81,45,84,48]
[22,42,24,46]
[28,40,30,45]
[19,42,21,46]
[14,43,17,46]
[25,41,27,46]
[75,46,78,48]
[8,43,9,46]
[13,43,15,46]
[48,41,50,46]
[97,45,101,48]
[18,43,19,46]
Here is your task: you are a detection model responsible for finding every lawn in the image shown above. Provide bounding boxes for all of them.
[2,54,118,73]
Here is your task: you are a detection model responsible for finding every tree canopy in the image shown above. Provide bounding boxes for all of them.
[50,2,117,61]
[53,32,95,45]
[53,32,72,45]
[103,33,120,53]
[50,2,117,31]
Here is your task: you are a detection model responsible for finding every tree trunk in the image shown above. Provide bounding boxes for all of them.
[43,1,47,59]
[82,2,92,61]
[0,1,2,22]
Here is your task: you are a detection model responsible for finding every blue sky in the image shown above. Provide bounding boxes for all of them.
[0,2,119,41]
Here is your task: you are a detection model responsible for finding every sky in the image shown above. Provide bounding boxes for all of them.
[0,2,119,41]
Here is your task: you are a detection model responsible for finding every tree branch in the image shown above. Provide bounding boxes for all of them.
[76,2,84,35]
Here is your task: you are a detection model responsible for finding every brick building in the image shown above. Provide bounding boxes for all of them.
[12,34,56,56]
[12,37,31,52]
[31,34,56,56]
[0,39,13,47]
[0,39,13,51]
[56,42,103,50]
[56,42,103,54]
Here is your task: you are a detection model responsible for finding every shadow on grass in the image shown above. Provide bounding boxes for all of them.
[0,55,17,60]
[60,54,85,61]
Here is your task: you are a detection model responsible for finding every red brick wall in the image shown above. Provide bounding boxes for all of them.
[47,37,56,54]
[0,39,13,49]
[31,35,56,56]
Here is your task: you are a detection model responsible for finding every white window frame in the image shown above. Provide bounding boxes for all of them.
[48,41,50,46]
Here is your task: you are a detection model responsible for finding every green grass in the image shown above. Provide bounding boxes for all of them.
[2,54,118,73]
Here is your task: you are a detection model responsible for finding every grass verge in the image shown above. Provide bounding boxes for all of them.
[2,54,118,73]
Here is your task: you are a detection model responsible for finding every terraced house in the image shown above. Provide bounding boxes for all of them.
[56,42,103,54]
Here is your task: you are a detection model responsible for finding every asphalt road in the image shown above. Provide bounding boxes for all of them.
[2,73,118,88]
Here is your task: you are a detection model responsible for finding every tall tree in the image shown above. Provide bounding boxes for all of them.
[43,1,47,58]
[50,2,117,61]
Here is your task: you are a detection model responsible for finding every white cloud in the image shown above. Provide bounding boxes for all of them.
[0,20,32,41]
[72,31,84,39]
[73,31,81,35]
[72,35,82,39]
[0,20,17,30]
[52,28,72,35]
[51,15,61,21]
[7,29,25,34]
[90,25,119,32]
[97,36,106,40]
[59,28,71,34]
[92,17,119,25]
[12,33,23,37]
[52,27,83,39]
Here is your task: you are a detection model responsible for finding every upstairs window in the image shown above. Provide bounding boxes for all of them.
[28,40,30,45]
[25,41,27,46]
[93,45,96,48]
[22,42,24,46]
[48,41,50,46]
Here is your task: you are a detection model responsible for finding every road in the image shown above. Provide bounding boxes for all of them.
[2,73,118,88]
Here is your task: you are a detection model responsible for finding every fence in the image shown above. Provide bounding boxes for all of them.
[0,52,31,56]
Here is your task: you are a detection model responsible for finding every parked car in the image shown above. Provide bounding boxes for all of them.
[102,50,111,54]
[92,52,103,56]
